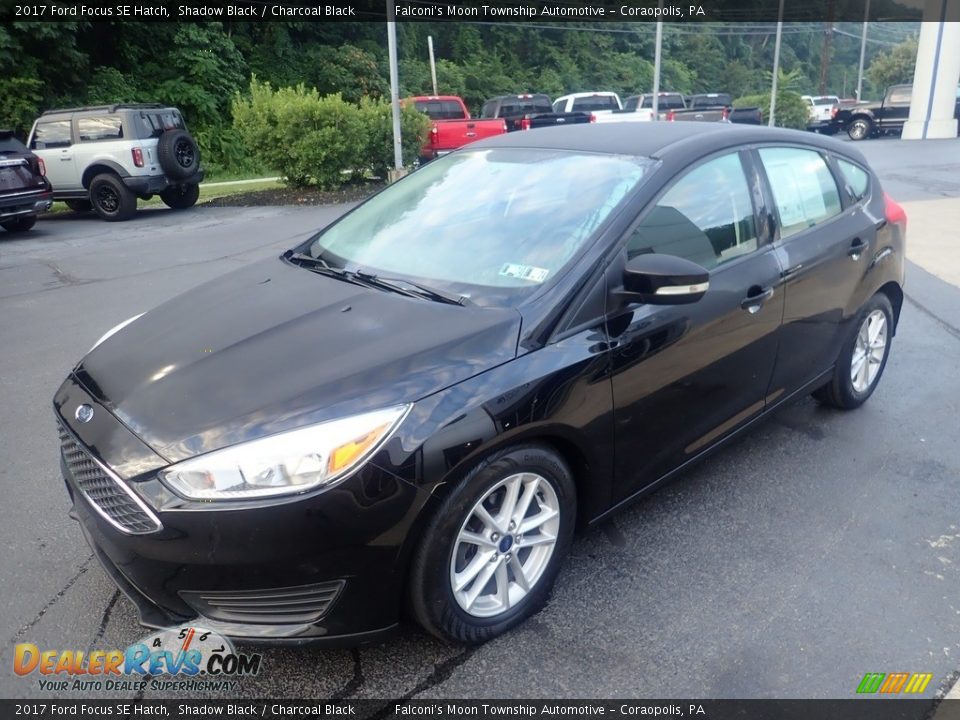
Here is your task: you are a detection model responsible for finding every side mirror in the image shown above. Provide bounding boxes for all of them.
[619,254,709,305]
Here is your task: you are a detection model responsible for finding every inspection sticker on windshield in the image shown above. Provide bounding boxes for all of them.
[500,263,550,283]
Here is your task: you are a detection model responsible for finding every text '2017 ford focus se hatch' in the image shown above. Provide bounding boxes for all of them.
[55,123,906,645]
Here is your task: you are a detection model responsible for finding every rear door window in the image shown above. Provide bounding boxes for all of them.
[759,147,842,239]
[77,116,123,142]
[31,121,72,149]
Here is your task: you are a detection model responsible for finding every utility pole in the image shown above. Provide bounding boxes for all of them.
[386,3,404,179]
[769,0,784,127]
[652,20,663,120]
[856,0,871,100]
[428,36,438,96]
[818,0,837,95]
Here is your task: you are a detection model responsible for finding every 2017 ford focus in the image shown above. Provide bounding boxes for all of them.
[54,123,905,645]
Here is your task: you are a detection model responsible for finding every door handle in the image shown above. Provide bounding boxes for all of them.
[60,156,72,161]
[740,286,775,314]
[848,238,868,260]
[780,264,803,280]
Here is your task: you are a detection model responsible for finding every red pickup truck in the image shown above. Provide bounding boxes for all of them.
[408,96,507,163]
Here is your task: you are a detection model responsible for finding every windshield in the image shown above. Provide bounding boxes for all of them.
[303,148,652,304]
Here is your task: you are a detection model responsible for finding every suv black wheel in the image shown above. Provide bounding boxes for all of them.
[65,199,93,213]
[408,444,576,644]
[1,215,37,233]
[157,130,200,180]
[813,293,894,410]
[89,173,137,222]
[160,183,200,210]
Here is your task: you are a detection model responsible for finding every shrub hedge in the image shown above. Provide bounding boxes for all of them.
[233,78,430,188]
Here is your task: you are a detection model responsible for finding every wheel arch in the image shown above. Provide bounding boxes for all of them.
[82,162,129,189]
[877,281,904,335]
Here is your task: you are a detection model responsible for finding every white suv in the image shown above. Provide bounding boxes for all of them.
[28,104,204,221]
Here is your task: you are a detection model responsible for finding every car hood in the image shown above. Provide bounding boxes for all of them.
[76,257,521,463]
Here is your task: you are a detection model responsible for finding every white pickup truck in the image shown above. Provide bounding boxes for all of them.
[802,95,840,134]
[551,92,654,124]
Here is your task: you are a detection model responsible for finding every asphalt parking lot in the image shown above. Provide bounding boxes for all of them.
[2,138,960,702]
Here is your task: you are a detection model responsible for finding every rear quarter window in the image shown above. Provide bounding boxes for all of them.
[837,159,870,201]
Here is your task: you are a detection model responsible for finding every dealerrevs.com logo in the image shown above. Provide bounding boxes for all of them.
[14,626,262,693]
[856,672,934,695]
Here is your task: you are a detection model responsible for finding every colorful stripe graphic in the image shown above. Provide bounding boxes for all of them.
[857,672,933,694]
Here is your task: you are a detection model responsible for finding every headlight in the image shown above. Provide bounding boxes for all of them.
[90,313,145,353]
[159,405,410,501]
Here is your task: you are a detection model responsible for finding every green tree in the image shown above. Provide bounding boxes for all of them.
[867,37,918,90]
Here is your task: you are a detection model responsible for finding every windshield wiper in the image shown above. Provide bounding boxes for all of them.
[285,251,470,306]
[284,251,371,287]
[354,270,471,306]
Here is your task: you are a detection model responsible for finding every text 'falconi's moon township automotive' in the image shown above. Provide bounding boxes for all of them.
[54,122,905,645]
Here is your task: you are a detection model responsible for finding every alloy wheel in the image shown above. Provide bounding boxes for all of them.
[449,472,560,618]
[95,185,120,213]
[851,309,887,393]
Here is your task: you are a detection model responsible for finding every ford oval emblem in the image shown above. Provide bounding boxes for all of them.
[75,404,94,424]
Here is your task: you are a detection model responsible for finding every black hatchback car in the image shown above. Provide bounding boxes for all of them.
[54,123,905,645]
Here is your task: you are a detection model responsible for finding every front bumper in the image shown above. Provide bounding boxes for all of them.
[55,375,428,645]
[0,190,53,219]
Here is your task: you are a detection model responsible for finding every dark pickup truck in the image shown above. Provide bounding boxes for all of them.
[841,83,960,140]
[689,93,763,125]
[625,92,762,125]
[480,94,592,132]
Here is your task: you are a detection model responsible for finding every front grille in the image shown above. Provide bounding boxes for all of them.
[58,421,161,535]
[180,581,346,625]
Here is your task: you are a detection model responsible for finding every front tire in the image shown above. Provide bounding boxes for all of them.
[847,117,872,141]
[160,183,200,210]
[408,445,576,644]
[813,293,893,409]
[89,174,137,221]
[1,215,37,233]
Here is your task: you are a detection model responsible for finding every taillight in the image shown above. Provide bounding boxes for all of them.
[589,113,596,123]
[831,106,839,119]
[883,192,907,229]
[131,147,144,168]
[37,157,46,176]
[722,107,730,121]
[430,124,438,144]
[666,110,676,122]
[520,117,531,131]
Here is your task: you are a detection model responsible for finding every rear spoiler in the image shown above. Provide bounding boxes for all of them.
[0,129,15,140]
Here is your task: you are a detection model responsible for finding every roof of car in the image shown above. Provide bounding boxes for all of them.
[38,104,174,120]
[470,122,868,165]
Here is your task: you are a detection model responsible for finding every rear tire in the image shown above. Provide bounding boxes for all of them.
[89,174,137,222]
[408,444,576,645]
[160,183,200,210]
[1,215,37,233]
[813,293,894,410]
[65,199,93,213]
[847,117,872,141]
